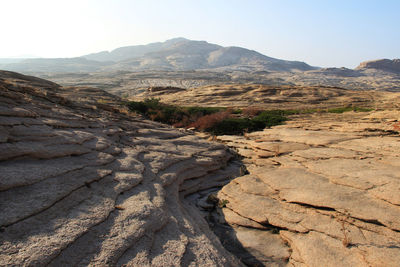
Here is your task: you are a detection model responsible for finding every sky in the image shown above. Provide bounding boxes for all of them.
[0,0,398,68]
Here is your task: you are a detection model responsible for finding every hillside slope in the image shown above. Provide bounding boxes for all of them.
[356,58,400,73]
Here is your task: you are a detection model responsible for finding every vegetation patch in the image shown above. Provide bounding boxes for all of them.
[127,98,225,126]
[127,98,373,135]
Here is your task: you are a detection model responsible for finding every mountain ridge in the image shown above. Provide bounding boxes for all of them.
[0,38,315,73]
[1,38,398,75]
[356,58,400,73]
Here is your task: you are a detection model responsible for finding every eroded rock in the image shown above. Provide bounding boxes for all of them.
[214,111,400,266]
[0,71,243,266]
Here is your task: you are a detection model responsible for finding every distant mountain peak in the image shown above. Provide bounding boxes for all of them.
[164,37,189,43]
[80,38,314,72]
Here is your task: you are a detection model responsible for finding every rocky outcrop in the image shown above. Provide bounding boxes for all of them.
[214,111,400,266]
[133,83,400,110]
[0,71,243,266]
[356,59,400,74]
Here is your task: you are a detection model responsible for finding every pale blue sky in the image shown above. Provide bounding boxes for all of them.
[0,0,398,68]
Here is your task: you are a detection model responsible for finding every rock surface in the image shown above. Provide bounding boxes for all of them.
[0,71,243,266]
[36,63,400,98]
[133,83,400,110]
[214,110,400,266]
[2,70,400,267]
[356,58,400,74]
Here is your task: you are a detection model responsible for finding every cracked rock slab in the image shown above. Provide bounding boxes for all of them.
[215,111,400,266]
[0,71,243,267]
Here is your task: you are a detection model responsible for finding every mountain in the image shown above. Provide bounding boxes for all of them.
[108,38,222,70]
[0,38,315,73]
[83,37,192,62]
[356,58,400,73]
[87,38,314,72]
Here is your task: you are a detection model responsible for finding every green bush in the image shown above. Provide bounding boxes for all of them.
[128,98,186,124]
[127,101,148,114]
[208,118,253,135]
[207,111,287,135]
[152,105,187,124]
[231,109,243,114]
[185,106,224,116]
[253,110,287,127]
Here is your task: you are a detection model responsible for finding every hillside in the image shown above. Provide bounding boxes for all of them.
[0,38,315,72]
[103,39,314,72]
[356,58,400,73]
[33,57,400,97]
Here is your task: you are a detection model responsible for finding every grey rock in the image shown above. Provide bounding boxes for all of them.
[0,71,243,266]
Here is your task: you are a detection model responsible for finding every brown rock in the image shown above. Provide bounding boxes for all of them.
[216,111,400,266]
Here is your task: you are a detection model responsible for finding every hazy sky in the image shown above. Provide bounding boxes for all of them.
[1,0,398,68]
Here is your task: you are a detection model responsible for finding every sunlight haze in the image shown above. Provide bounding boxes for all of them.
[1,0,399,67]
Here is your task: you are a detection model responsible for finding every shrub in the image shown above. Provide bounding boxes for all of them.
[188,111,231,131]
[207,111,287,135]
[128,98,188,124]
[127,101,148,114]
[231,109,243,114]
[150,105,186,124]
[253,110,287,127]
[185,106,224,117]
[128,98,163,114]
[208,118,252,135]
